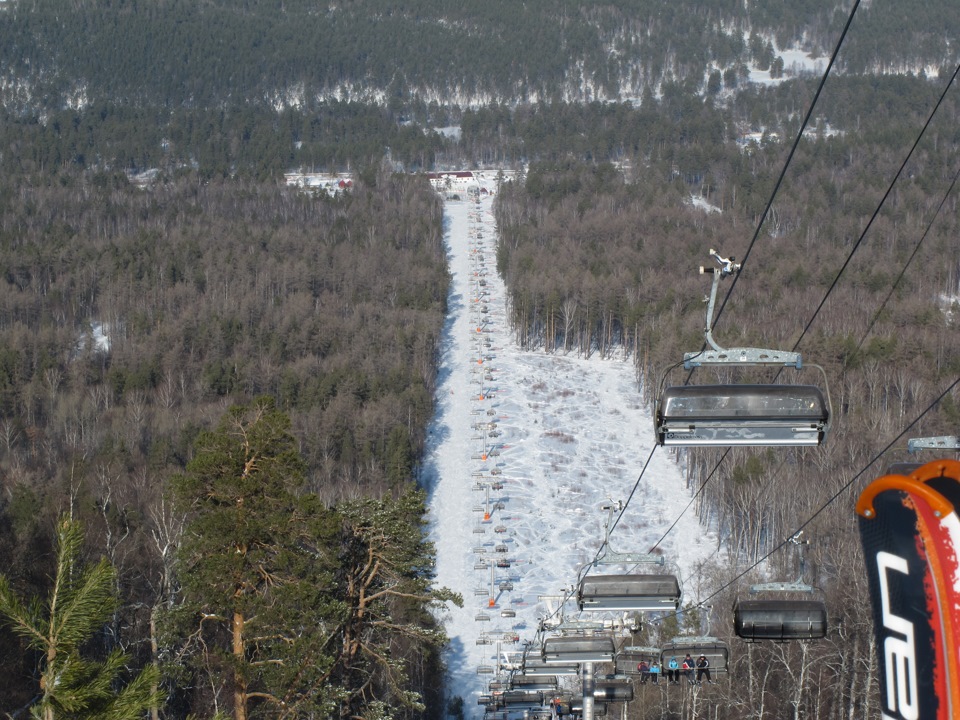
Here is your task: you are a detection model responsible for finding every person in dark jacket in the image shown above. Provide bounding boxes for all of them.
[682,654,695,684]
[696,655,713,684]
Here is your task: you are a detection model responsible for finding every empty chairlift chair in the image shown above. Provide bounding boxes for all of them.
[655,250,832,449]
[656,384,829,447]
[734,598,828,641]
[541,635,616,664]
[885,435,960,476]
[578,573,681,612]
[509,674,558,692]
[523,657,581,677]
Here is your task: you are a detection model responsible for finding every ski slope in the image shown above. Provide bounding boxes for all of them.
[421,183,719,716]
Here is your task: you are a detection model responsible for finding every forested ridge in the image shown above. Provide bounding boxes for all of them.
[0,0,955,111]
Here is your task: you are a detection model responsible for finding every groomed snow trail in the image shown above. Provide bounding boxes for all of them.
[422,182,718,717]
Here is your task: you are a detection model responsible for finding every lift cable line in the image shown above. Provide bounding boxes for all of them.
[647,449,730,554]
[851,158,960,363]
[587,2,867,565]
[785,59,960,359]
[710,0,863,332]
[683,375,960,614]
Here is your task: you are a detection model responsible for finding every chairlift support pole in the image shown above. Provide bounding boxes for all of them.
[581,662,596,720]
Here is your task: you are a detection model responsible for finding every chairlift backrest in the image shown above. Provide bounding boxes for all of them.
[542,635,616,664]
[657,384,828,447]
[734,599,828,641]
[523,658,581,676]
[500,690,545,707]
[510,674,558,691]
[659,637,729,673]
[578,574,681,612]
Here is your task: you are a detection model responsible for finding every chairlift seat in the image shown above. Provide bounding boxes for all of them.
[657,384,828,447]
[615,646,662,675]
[542,636,616,664]
[523,658,580,676]
[734,599,828,641]
[510,675,558,691]
[659,637,729,673]
[578,574,681,612]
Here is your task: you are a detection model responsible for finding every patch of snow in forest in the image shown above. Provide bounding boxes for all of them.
[77,322,110,353]
[940,293,959,323]
[434,126,462,141]
[690,195,722,213]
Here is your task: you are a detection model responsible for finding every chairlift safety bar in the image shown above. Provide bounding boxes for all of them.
[594,550,665,566]
[749,581,816,594]
[907,436,960,454]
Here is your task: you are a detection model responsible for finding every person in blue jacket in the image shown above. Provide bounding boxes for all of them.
[667,656,680,683]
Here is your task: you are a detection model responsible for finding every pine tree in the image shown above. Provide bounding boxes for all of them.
[169,397,345,720]
[0,516,162,720]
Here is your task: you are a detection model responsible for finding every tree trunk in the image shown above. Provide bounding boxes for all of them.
[150,607,160,720]
[234,609,247,720]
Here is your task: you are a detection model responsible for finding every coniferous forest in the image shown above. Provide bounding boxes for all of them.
[0,0,958,717]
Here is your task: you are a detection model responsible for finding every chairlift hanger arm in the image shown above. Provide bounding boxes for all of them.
[689,249,803,369]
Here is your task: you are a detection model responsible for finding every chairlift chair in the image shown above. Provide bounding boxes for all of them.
[614,646,662,676]
[500,690,545,709]
[733,532,827,642]
[541,636,616,664]
[734,598,828,641]
[578,573,680,612]
[657,384,829,447]
[659,637,729,673]
[886,436,960,475]
[655,250,831,448]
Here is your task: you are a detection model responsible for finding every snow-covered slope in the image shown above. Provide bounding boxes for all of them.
[422,185,719,716]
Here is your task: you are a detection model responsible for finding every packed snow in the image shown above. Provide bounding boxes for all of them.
[422,181,719,716]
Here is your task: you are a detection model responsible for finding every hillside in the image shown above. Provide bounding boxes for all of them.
[0,0,956,112]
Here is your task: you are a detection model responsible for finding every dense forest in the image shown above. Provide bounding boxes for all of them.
[0,0,956,112]
[0,168,461,718]
[0,0,956,717]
